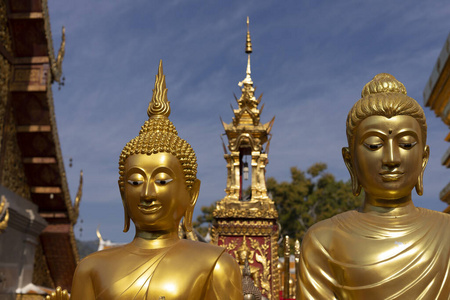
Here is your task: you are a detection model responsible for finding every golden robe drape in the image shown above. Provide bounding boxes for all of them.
[297,208,450,300]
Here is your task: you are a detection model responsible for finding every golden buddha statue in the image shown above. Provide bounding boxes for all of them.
[71,61,242,299]
[234,236,260,287]
[297,73,450,299]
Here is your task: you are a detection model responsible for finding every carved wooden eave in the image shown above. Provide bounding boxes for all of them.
[41,0,65,84]
[423,32,450,126]
[3,0,79,291]
[423,32,450,209]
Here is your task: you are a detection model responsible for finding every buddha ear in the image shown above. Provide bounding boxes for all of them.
[183,179,201,233]
[119,181,130,233]
[189,179,201,206]
[342,147,361,197]
[415,145,430,196]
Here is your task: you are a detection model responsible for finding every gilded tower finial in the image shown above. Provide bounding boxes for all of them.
[147,60,171,118]
[246,16,252,54]
[240,17,253,86]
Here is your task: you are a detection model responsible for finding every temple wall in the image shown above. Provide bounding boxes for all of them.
[0,186,47,298]
[0,106,31,200]
[0,0,10,143]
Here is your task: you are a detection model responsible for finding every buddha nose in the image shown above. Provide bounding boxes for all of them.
[383,140,400,167]
[142,181,156,200]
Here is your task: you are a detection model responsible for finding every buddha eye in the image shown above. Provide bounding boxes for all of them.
[399,141,417,150]
[127,173,144,186]
[127,180,143,186]
[363,143,382,151]
[154,172,173,185]
[154,170,173,186]
[363,136,383,151]
[155,178,173,185]
[398,136,417,150]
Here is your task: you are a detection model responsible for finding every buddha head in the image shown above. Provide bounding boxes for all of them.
[342,73,429,204]
[235,236,255,264]
[118,61,200,233]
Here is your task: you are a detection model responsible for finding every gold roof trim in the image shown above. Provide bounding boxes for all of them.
[42,0,65,83]
[42,0,80,264]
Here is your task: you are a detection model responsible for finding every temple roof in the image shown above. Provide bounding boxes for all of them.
[2,0,80,291]
[423,32,450,209]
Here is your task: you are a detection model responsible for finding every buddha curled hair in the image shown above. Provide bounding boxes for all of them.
[346,73,427,148]
[118,61,197,191]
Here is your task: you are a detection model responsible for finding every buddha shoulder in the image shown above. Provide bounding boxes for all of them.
[74,244,129,274]
[420,207,450,219]
[169,239,226,262]
[418,207,450,227]
[183,240,240,272]
[302,211,357,250]
[149,239,241,288]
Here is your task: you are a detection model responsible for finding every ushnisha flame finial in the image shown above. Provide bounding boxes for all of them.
[147,60,171,118]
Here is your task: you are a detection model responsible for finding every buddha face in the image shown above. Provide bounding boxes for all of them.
[122,153,198,232]
[237,250,248,264]
[344,115,429,204]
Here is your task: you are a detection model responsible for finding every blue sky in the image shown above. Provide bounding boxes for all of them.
[47,1,450,243]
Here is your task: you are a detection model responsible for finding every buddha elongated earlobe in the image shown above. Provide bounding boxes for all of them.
[119,186,130,232]
[342,147,361,197]
[415,174,423,196]
[351,177,361,197]
[123,206,130,233]
[415,146,430,196]
[183,179,200,233]
[182,207,194,232]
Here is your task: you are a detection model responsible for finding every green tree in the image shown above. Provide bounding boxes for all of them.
[270,163,362,242]
[193,201,217,237]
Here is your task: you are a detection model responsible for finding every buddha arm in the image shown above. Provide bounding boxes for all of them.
[71,258,96,300]
[204,252,243,299]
